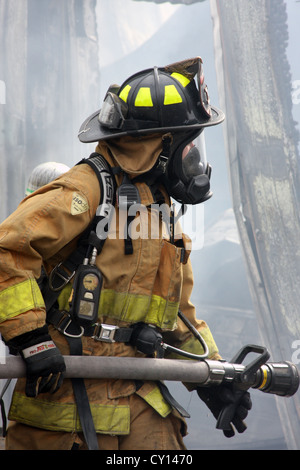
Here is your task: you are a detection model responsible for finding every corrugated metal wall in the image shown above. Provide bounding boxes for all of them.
[211,0,300,449]
[0,0,99,219]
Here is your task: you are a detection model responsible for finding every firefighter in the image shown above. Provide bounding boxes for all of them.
[0,57,251,450]
[25,161,70,197]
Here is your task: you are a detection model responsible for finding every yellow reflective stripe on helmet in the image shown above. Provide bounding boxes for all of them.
[119,84,131,103]
[171,72,190,88]
[0,279,45,322]
[134,87,153,107]
[164,85,183,105]
[9,392,130,434]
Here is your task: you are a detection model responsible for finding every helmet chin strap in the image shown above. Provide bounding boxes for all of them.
[158,133,172,173]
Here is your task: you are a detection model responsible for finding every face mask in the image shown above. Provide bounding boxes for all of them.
[182,145,205,181]
[165,133,212,205]
[167,171,211,205]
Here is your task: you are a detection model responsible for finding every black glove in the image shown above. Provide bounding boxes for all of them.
[197,384,252,438]
[7,325,66,398]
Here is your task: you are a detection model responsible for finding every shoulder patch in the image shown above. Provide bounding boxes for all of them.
[71,192,89,215]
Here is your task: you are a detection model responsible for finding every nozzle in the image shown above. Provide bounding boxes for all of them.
[254,361,299,397]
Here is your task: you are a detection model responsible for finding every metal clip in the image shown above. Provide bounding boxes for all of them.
[92,323,119,343]
[61,318,84,339]
[49,262,75,292]
[156,154,168,174]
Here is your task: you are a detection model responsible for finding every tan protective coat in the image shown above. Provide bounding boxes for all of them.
[0,138,220,447]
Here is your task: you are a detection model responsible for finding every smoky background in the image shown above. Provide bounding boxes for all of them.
[0,0,300,449]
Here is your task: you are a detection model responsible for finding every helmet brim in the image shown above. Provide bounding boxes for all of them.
[78,105,225,143]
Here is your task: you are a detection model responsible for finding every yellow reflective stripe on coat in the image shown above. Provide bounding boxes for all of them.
[136,386,172,418]
[9,392,130,434]
[57,287,180,331]
[99,289,179,330]
[164,326,219,361]
[9,384,171,433]
[0,279,45,322]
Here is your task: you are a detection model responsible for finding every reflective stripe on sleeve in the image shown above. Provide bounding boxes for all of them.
[0,279,45,322]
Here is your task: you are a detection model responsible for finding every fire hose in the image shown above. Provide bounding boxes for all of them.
[0,344,298,396]
[0,343,298,434]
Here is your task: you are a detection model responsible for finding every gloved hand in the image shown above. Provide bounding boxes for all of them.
[197,384,252,438]
[7,325,66,398]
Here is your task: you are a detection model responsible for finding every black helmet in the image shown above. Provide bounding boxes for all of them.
[78,57,224,143]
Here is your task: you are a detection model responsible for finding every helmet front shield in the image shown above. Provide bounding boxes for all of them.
[163,56,212,119]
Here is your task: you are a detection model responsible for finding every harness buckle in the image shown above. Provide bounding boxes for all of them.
[92,323,119,343]
[61,318,85,339]
[54,312,85,339]
[49,262,76,292]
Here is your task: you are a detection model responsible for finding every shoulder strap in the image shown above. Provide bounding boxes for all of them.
[77,153,116,255]
[46,154,116,451]
[78,152,116,210]
[43,153,116,308]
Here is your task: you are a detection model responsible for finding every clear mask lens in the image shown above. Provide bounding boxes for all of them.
[182,132,208,180]
[195,131,208,171]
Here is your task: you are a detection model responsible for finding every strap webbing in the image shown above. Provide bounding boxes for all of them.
[158,381,190,418]
[65,325,99,450]
[41,153,116,450]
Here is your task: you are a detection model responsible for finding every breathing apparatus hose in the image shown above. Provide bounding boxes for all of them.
[161,310,209,360]
[128,310,209,360]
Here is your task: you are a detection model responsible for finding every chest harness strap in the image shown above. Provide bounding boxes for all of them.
[44,153,116,450]
[42,153,208,446]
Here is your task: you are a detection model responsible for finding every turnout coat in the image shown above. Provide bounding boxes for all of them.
[0,136,220,435]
